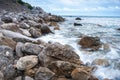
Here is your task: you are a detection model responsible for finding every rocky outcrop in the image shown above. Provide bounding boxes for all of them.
[78,36,102,50]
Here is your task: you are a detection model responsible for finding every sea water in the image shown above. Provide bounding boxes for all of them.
[38,16,120,80]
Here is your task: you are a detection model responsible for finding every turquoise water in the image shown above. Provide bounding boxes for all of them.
[39,16,120,80]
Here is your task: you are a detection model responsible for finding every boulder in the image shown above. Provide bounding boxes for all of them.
[35,67,55,80]
[75,17,82,20]
[47,61,77,77]
[71,68,98,80]
[19,28,31,37]
[15,42,24,58]
[49,22,60,30]
[16,55,38,70]
[19,22,30,29]
[29,27,42,38]
[26,20,41,28]
[1,16,13,23]
[74,23,82,26]
[1,23,22,33]
[0,36,16,50]
[78,36,102,50]
[3,64,17,80]
[40,25,53,34]
[92,59,110,67]
[22,42,43,55]
[38,42,82,66]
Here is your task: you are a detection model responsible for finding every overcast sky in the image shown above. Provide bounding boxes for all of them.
[23,0,120,16]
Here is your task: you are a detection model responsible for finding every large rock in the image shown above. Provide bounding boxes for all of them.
[25,20,41,28]
[35,67,55,80]
[1,23,22,33]
[47,61,78,77]
[92,59,110,67]
[1,16,13,23]
[79,36,102,50]
[29,27,42,38]
[0,36,16,50]
[38,42,82,66]
[40,25,53,34]
[16,55,38,70]
[71,68,98,80]
[19,22,30,29]
[22,42,43,55]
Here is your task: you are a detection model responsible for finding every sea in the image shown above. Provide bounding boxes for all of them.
[38,16,120,80]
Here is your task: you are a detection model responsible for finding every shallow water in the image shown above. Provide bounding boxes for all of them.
[38,16,120,80]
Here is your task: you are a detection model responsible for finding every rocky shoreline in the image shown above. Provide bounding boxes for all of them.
[0,6,100,80]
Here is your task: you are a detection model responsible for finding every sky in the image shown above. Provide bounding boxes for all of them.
[23,0,120,16]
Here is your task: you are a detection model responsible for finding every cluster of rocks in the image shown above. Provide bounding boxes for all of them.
[0,10,99,80]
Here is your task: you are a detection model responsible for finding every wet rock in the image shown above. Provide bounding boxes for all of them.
[103,43,111,52]
[0,36,16,50]
[16,55,38,70]
[38,42,82,66]
[15,42,24,58]
[75,17,82,20]
[1,23,22,33]
[0,45,14,59]
[22,42,43,55]
[3,64,17,80]
[48,61,77,78]
[92,59,110,67]
[0,71,4,80]
[19,22,30,29]
[79,36,102,50]
[74,23,82,26]
[1,16,13,23]
[71,68,98,80]
[29,27,42,38]
[35,67,55,80]
[41,25,53,34]
[49,22,60,30]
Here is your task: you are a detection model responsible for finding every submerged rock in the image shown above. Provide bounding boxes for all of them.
[75,17,82,20]
[38,42,82,66]
[74,23,82,26]
[35,67,55,80]
[16,55,38,70]
[79,36,102,50]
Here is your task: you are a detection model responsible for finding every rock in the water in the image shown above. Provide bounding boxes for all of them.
[38,42,82,66]
[1,23,22,33]
[103,43,111,52]
[71,68,98,80]
[0,36,16,50]
[35,67,55,80]
[1,16,13,23]
[22,42,43,55]
[15,42,24,58]
[74,23,82,26]
[92,59,110,67]
[79,36,101,50]
[16,55,38,70]
[40,25,53,34]
[15,76,34,80]
[0,71,4,80]
[49,22,60,30]
[75,17,82,20]
[29,27,42,38]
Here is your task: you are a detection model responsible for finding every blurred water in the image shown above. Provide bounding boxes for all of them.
[39,16,120,80]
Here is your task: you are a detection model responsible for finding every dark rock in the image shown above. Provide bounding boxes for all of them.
[1,16,13,23]
[41,25,53,34]
[22,42,43,55]
[75,17,82,20]
[3,64,17,80]
[29,27,42,38]
[38,42,82,66]
[35,67,55,80]
[74,23,82,26]
[78,36,102,50]
[15,42,24,58]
